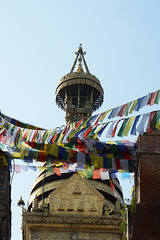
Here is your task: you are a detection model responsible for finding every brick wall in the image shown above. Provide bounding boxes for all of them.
[132,131,160,240]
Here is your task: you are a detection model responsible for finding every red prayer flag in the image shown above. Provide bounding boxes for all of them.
[37,151,47,162]
[14,165,21,174]
[146,111,156,133]
[147,91,158,106]
[115,159,121,169]
[51,134,58,143]
[92,170,101,179]
[94,113,104,126]
[112,120,121,137]
[62,124,69,135]
[75,118,85,128]
[63,162,69,169]
[22,129,29,140]
[84,127,92,138]
[117,104,127,117]
[53,167,61,176]
[110,181,115,192]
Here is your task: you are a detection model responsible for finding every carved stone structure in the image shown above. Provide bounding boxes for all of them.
[23,174,122,240]
[22,45,123,240]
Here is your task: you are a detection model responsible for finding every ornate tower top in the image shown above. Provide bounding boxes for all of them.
[55,44,104,123]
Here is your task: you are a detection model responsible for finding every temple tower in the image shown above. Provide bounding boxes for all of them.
[22,45,123,240]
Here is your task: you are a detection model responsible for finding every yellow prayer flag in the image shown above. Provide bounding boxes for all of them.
[106,153,114,159]
[25,130,32,142]
[56,131,64,144]
[37,166,47,171]
[46,143,59,157]
[100,109,112,122]
[55,163,63,167]
[107,141,115,144]
[89,154,96,164]
[93,133,98,139]
[12,152,22,158]
[70,122,75,129]
[68,129,79,139]
[85,164,91,171]
[129,99,138,114]
[50,144,59,157]
[77,170,86,178]
[155,120,160,130]
[123,117,136,136]
[0,156,8,166]
[90,155,103,168]
[130,186,134,196]
[17,129,23,148]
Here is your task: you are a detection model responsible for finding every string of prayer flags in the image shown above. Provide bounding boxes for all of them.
[11,164,37,173]
[1,112,43,130]
[87,89,160,125]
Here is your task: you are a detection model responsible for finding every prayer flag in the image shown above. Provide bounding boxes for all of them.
[100,109,112,122]
[60,167,69,174]
[123,117,135,136]
[106,122,115,138]
[92,170,101,179]
[14,165,21,173]
[124,102,132,116]
[100,171,109,180]
[155,120,160,130]
[150,110,160,131]
[130,115,140,135]
[117,118,129,137]
[154,90,160,104]
[53,167,61,176]
[146,111,156,133]
[117,104,127,117]
[96,123,109,137]
[94,113,104,126]
[137,113,149,135]
[147,91,158,106]
[112,120,121,137]
[129,99,138,114]
[77,152,85,165]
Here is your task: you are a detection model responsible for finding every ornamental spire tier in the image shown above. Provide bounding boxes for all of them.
[55,44,104,123]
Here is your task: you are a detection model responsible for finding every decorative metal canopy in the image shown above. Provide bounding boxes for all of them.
[55,44,104,122]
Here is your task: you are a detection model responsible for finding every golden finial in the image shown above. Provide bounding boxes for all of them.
[77,55,84,72]
[70,44,89,73]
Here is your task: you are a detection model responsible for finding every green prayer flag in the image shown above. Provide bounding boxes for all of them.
[88,126,98,137]
[124,102,132,116]
[47,166,54,173]
[154,90,160,104]
[29,149,39,160]
[107,158,112,169]
[85,169,93,179]
[117,119,129,137]
[151,110,160,131]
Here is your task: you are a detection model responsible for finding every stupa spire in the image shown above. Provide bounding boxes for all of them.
[70,44,89,73]
[55,44,104,123]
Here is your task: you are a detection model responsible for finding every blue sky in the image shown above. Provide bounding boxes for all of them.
[0,1,159,239]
